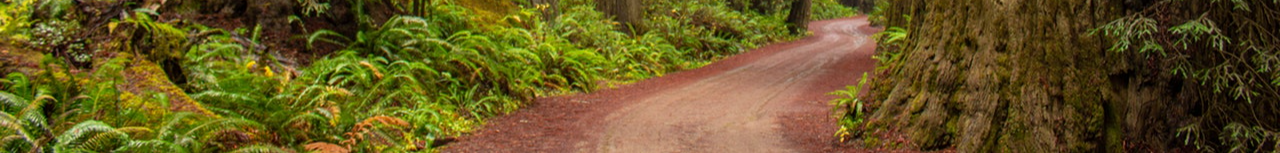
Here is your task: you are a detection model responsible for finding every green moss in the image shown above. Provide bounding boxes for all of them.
[120,59,216,117]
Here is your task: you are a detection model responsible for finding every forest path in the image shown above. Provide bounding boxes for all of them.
[444,16,879,153]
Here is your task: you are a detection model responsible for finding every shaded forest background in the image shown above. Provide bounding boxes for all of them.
[832,0,1280,152]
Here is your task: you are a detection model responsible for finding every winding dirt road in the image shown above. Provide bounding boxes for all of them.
[445,17,880,153]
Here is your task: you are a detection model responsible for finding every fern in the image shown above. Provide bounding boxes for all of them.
[226,144,289,153]
[113,140,188,153]
[0,0,36,44]
[182,118,264,143]
[0,112,36,151]
[830,73,870,143]
[307,30,350,49]
[54,120,130,152]
[0,91,27,113]
[120,8,190,61]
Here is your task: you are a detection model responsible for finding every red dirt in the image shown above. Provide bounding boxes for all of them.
[443,17,882,153]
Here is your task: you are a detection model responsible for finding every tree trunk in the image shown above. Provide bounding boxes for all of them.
[785,0,811,33]
[595,0,643,31]
[859,0,873,13]
[728,0,750,12]
[750,0,773,14]
[839,0,857,7]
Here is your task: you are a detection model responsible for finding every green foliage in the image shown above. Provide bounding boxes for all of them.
[811,0,858,20]
[831,73,869,143]
[1091,16,1164,55]
[871,26,907,73]
[53,120,130,152]
[117,8,190,62]
[296,0,331,16]
[1,0,810,151]
[1092,0,1279,151]
[0,0,37,44]
[642,0,793,60]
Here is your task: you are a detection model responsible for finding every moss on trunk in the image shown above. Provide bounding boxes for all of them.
[859,0,1131,152]
[859,0,1280,152]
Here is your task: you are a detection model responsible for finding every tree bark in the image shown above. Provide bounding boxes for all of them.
[751,0,774,14]
[839,0,857,7]
[785,0,811,33]
[595,0,643,31]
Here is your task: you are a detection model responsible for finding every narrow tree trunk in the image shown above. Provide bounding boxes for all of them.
[596,0,643,32]
[785,0,811,33]
[751,0,772,14]
[859,0,874,13]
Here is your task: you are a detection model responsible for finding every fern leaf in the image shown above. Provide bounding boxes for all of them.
[114,140,189,153]
[304,142,349,153]
[227,144,289,153]
[0,91,27,112]
[308,30,351,49]
[75,130,129,151]
[183,118,264,142]
[56,120,116,146]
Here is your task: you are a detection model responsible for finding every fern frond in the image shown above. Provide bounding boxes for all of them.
[283,111,328,133]
[183,118,264,142]
[190,90,258,103]
[114,140,189,153]
[76,130,129,151]
[56,120,127,151]
[307,30,351,49]
[156,112,202,139]
[0,112,35,151]
[0,134,33,151]
[116,127,153,140]
[227,144,289,153]
[0,91,27,112]
[303,142,349,153]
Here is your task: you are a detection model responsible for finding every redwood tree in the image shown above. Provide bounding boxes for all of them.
[595,0,643,31]
[785,0,811,32]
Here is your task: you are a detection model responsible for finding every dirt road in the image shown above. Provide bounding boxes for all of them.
[445,17,880,153]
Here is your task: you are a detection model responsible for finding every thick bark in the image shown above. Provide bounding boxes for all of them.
[785,0,811,32]
[595,0,643,30]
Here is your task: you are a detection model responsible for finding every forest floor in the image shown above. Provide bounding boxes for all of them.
[443,17,881,152]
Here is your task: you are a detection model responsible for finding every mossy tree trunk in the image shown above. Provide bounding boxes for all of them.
[857,0,1130,152]
[785,0,811,33]
[859,0,1280,152]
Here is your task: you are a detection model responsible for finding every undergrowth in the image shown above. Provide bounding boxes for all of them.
[1091,0,1280,151]
[0,0,857,152]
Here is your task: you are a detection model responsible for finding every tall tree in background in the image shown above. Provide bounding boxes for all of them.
[785,0,811,32]
[839,0,874,13]
[596,0,643,31]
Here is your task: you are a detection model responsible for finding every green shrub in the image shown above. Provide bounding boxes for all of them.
[0,0,36,44]
[812,0,857,20]
[1,0,816,151]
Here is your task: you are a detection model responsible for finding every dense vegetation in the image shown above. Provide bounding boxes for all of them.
[833,0,1278,152]
[0,0,856,152]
